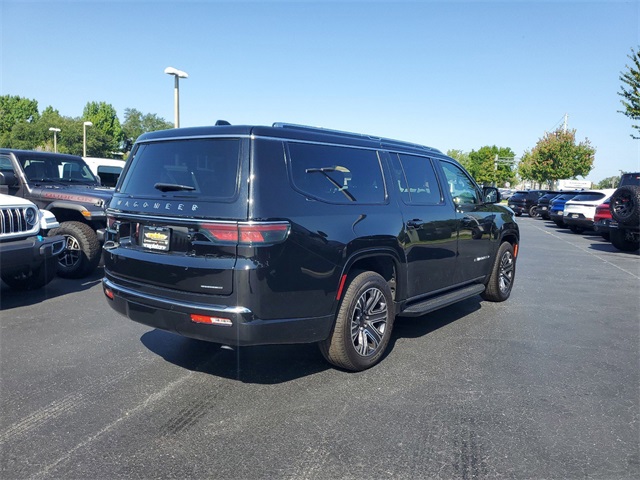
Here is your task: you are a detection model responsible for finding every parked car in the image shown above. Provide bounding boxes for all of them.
[508,190,551,217]
[562,190,616,233]
[498,188,515,201]
[0,149,113,278]
[102,122,520,371]
[0,192,65,290]
[549,193,580,227]
[609,172,640,252]
[83,157,126,188]
[536,191,562,220]
[593,201,612,240]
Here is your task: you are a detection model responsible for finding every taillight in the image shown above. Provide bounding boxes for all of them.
[200,222,290,245]
[190,314,232,326]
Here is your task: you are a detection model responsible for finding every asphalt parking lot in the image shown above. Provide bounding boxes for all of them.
[1,217,639,479]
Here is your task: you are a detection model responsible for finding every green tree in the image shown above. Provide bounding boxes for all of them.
[520,128,595,185]
[446,149,471,170]
[83,101,124,156]
[0,95,40,146]
[122,108,172,151]
[595,175,620,189]
[618,47,640,139]
[467,145,517,187]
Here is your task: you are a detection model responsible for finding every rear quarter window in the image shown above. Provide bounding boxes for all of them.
[119,139,241,200]
[287,142,386,204]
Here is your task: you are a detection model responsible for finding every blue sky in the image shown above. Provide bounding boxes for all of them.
[1,0,638,183]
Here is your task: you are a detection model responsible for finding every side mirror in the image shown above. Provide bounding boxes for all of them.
[0,171,18,187]
[482,186,500,204]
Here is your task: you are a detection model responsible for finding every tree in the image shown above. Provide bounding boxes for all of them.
[618,47,640,139]
[595,176,620,189]
[122,108,172,152]
[467,145,517,187]
[83,101,124,156]
[0,95,39,146]
[446,149,471,170]
[519,128,595,185]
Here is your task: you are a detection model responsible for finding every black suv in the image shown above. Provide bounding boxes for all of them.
[609,172,639,252]
[102,123,519,371]
[0,149,113,278]
[536,191,561,220]
[507,189,551,217]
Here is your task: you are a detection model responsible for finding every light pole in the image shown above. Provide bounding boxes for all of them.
[48,127,61,153]
[164,66,188,128]
[83,121,93,157]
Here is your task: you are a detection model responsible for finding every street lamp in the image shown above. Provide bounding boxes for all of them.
[164,66,188,128]
[83,121,93,157]
[48,127,61,153]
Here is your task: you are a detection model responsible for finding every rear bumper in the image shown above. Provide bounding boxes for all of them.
[0,235,65,274]
[102,278,334,346]
[563,215,594,229]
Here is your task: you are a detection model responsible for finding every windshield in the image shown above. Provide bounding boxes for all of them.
[119,138,241,199]
[18,153,98,185]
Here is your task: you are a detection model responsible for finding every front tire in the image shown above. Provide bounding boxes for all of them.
[529,205,538,217]
[319,271,394,371]
[481,242,516,302]
[49,221,101,278]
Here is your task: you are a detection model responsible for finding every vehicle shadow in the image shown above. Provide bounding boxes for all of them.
[0,266,104,310]
[139,296,482,384]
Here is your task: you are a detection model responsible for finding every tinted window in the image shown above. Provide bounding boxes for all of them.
[440,161,481,204]
[119,139,241,199]
[288,143,385,204]
[392,154,443,205]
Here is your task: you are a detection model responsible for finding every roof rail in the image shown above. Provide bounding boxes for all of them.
[272,122,441,154]
[272,122,380,141]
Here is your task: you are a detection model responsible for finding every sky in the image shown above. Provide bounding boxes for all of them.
[1,0,638,183]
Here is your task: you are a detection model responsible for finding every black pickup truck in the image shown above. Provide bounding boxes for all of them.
[0,149,114,278]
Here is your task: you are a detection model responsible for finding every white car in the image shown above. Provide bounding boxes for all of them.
[83,157,126,188]
[563,189,616,233]
[0,193,65,290]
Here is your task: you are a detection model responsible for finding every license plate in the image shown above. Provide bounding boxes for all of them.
[142,226,171,251]
[571,214,579,218]
[541,206,548,211]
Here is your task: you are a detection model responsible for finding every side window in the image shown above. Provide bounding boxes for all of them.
[0,155,14,173]
[288,143,385,204]
[391,153,443,205]
[440,161,481,205]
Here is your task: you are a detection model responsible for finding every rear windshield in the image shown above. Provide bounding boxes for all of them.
[119,139,241,199]
[569,192,606,202]
[15,153,98,185]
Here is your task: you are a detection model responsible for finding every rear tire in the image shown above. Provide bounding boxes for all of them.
[481,242,516,302]
[610,228,640,252]
[529,205,538,217]
[319,271,394,371]
[49,221,101,278]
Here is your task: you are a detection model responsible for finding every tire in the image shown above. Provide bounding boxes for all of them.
[569,225,584,234]
[529,205,538,217]
[610,185,640,226]
[553,219,565,228]
[319,271,395,371]
[609,228,640,252]
[1,256,57,290]
[49,221,101,278]
[481,242,516,302]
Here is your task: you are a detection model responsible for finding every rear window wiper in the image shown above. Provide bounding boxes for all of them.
[154,182,196,192]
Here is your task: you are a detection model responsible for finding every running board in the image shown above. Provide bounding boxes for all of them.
[400,283,486,317]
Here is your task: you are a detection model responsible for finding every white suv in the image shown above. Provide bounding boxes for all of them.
[563,189,616,233]
[0,194,65,290]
